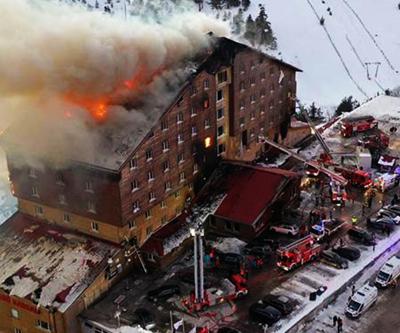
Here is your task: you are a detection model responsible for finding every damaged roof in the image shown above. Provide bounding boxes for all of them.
[0,213,119,312]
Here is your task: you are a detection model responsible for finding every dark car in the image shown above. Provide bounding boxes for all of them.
[261,294,295,316]
[320,250,349,269]
[243,244,272,258]
[377,210,399,224]
[251,238,281,250]
[249,302,282,326]
[348,227,376,246]
[367,217,395,232]
[147,284,180,302]
[217,327,242,333]
[332,246,361,261]
[129,308,155,330]
[218,252,245,269]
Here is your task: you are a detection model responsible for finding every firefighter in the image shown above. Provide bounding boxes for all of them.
[351,215,358,225]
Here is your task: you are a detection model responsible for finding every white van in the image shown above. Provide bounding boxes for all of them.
[375,255,400,288]
[345,283,378,318]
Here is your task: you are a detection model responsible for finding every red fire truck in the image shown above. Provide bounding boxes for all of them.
[333,166,372,188]
[340,115,378,137]
[358,131,389,150]
[276,235,322,271]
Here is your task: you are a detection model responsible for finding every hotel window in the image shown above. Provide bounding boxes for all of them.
[191,126,197,136]
[218,143,226,155]
[270,83,275,93]
[260,106,265,115]
[192,144,198,156]
[175,207,182,215]
[162,140,169,152]
[239,63,245,74]
[129,157,138,169]
[191,106,197,117]
[85,180,93,192]
[250,77,256,86]
[145,149,153,161]
[55,172,64,185]
[240,99,245,110]
[239,81,246,91]
[250,61,255,70]
[147,170,155,182]
[240,117,245,127]
[28,168,37,179]
[193,163,199,174]
[59,194,67,205]
[11,309,19,319]
[250,111,256,120]
[191,85,198,96]
[91,221,99,232]
[177,133,184,144]
[260,88,266,98]
[162,160,170,172]
[179,172,185,182]
[160,201,167,209]
[34,206,43,216]
[164,181,171,192]
[148,192,156,202]
[250,94,256,104]
[217,108,224,119]
[177,96,184,107]
[174,190,181,198]
[177,152,184,164]
[161,119,168,131]
[146,225,153,235]
[204,118,210,129]
[14,329,22,333]
[216,89,223,101]
[203,79,209,89]
[88,200,96,213]
[133,200,140,213]
[131,179,139,192]
[36,321,50,331]
[32,185,39,197]
[63,213,70,223]
[260,72,266,81]
[250,128,255,138]
[217,70,228,84]
[217,126,224,137]
[269,100,275,109]
[145,210,152,220]
[128,220,136,229]
[203,98,210,109]
[161,216,168,225]
[177,112,183,123]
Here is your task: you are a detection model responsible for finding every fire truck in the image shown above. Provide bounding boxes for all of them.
[276,235,322,271]
[358,131,389,150]
[333,165,372,188]
[340,115,378,138]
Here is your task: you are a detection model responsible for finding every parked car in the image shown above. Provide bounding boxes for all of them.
[147,285,180,302]
[385,205,400,214]
[243,244,272,258]
[249,302,282,326]
[320,250,349,269]
[261,294,295,316]
[367,217,395,232]
[130,308,155,330]
[377,209,400,224]
[251,237,282,250]
[218,252,245,270]
[348,227,376,246]
[332,246,361,261]
[217,327,242,333]
[270,224,299,236]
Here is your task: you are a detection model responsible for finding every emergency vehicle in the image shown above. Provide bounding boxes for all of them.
[276,235,321,271]
[374,173,399,192]
[310,218,347,242]
[334,166,372,188]
[358,131,389,150]
[341,115,378,138]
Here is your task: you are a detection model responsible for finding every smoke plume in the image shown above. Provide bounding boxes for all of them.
[0,0,228,169]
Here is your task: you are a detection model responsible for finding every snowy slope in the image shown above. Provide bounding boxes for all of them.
[250,0,400,105]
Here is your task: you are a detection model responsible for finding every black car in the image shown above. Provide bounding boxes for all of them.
[218,252,245,269]
[348,227,375,246]
[249,302,282,326]
[332,246,361,261]
[320,250,349,269]
[243,244,272,258]
[367,217,395,232]
[261,294,295,316]
[129,308,155,330]
[251,238,281,250]
[147,284,180,302]
[377,210,399,224]
[217,327,242,333]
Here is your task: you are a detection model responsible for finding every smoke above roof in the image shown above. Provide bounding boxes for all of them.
[0,0,228,169]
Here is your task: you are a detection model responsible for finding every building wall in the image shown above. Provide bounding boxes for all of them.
[283,126,311,147]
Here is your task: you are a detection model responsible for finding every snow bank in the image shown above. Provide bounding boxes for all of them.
[208,237,247,254]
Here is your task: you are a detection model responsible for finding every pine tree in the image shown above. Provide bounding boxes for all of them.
[241,0,251,11]
[194,0,204,11]
[335,96,360,116]
[244,15,256,46]
[308,102,322,120]
[232,8,244,34]
[209,0,224,10]
[255,5,277,49]
[226,0,241,8]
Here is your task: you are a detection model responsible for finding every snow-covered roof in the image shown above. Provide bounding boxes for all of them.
[0,213,119,312]
[345,95,400,122]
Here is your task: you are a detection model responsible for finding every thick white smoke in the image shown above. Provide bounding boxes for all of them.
[0,0,229,168]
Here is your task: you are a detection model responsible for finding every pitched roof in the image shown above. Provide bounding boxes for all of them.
[0,213,120,312]
[214,165,298,225]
